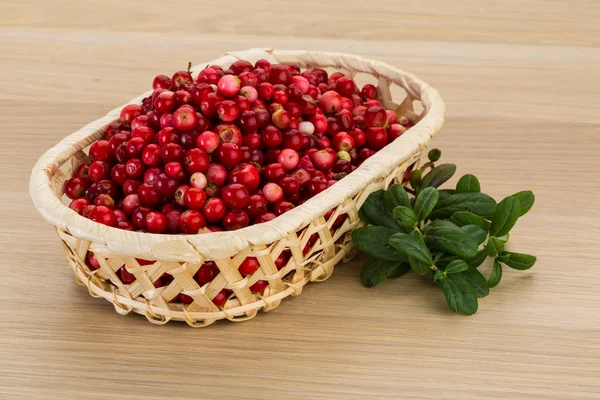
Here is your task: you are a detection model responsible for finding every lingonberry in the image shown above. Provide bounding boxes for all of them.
[165,209,182,233]
[341,97,353,111]
[249,280,268,293]
[282,129,304,151]
[197,67,220,85]
[366,127,388,150]
[173,90,192,108]
[152,74,171,90]
[273,201,294,216]
[89,140,112,163]
[156,127,178,147]
[285,102,301,119]
[364,105,388,128]
[120,267,136,284]
[125,158,145,179]
[222,209,250,230]
[359,148,376,160]
[202,197,227,223]
[212,289,228,307]
[73,163,91,180]
[271,109,291,129]
[138,182,161,206]
[254,212,276,224]
[146,110,161,130]
[183,187,207,209]
[143,167,161,185]
[200,92,223,118]
[359,84,377,100]
[309,148,336,171]
[183,148,210,174]
[221,183,250,209]
[333,159,353,174]
[269,64,290,85]
[174,184,190,206]
[145,211,167,234]
[262,182,283,203]
[82,205,96,218]
[165,161,185,180]
[154,91,175,115]
[178,209,206,233]
[262,163,285,183]
[131,125,155,145]
[155,173,179,199]
[217,100,240,122]
[196,131,220,153]
[191,83,214,105]
[159,113,173,128]
[89,205,116,227]
[120,180,139,197]
[246,194,268,218]
[69,198,89,215]
[278,148,299,170]
[216,123,243,146]
[217,74,241,98]
[130,206,150,228]
[332,132,355,152]
[206,163,228,186]
[120,104,143,127]
[65,177,89,200]
[195,112,212,132]
[326,117,342,136]
[333,77,355,97]
[190,172,207,189]
[303,176,329,198]
[388,123,407,141]
[228,163,260,192]
[172,69,193,88]
[122,194,141,215]
[160,143,183,163]
[172,106,198,131]
[239,257,260,276]
[258,82,275,101]
[319,91,343,114]
[350,128,367,148]
[255,59,272,74]
[88,161,110,183]
[131,115,149,131]
[365,99,382,108]
[179,130,199,150]
[93,193,115,209]
[215,143,242,168]
[272,90,288,105]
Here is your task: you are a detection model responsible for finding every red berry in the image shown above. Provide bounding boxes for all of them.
[239,71,258,88]
[200,92,223,118]
[249,280,268,293]
[131,125,155,144]
[138,182,160,206]
[152,74,171,90]
[215,143,242,168]
[65,177,89,200]
[273,201,294,216]
[246,194,268,218]
[143,167,161,185]
[89,140,112,163]
[233,95,251,112]
[217,100,240,122]
[309,148,336,171]
[222,209,250,230]
[277,148,299,170]
[388,123,407,142]
[217,75,241,97]
[174,90,192,108]
[166,209,182,233]
[191,83,214,106]
[122,194,141,215]
[141,144,161,167]
[228,163,260,192]
[172,106,198,131]
[275,252,289,270]
[183,148,210,174]
[93,193,115,209]
[364,106,388,128]
[156,127,179,147]
[88,161,110,183]
[262,163,286,183]
[359,148,376,160]
[282,129,304,151]
[221,183,250,209]
[280,176,300,196]
[230,60,254,75]
[319,91,343,114]
[145,212,167,233]
[172,70,193,88]
[303,176,329,198]
[183,187,207,209]
[216,123,243,146]
[174,184,190,206]
[160,143,183,163]
[212,289,228,306]
[120,104,143,126]
[254,212,276,224]
[334,77,356,97]
[239,111,259,135]
[270,64,290,85]
[120,267,136,284]
[131,206,151,228]
[202,197,227,223]
[332,132,355,152]
[271,109,291,129]
[350,128,367,148]
[360,84,377,100]
[154,91,175,115]
[239,257,260,276]
[262,182,283,203]
[197,68,220,85]
[69,198,89,214]
[310,114,328,134]
[196,131,220,153]
[89,205,116,227]
[206,163,228,186]
[155,173,179,199]
[125,158,145,179]
[366,127,388,150]
[195,261,219,285]
[73,163,90,180]
[125,137,145,159]
[178,210,206,233]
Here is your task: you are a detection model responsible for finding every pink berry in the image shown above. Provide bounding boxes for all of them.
[190,172,207,189]
[277,149,299,170]
[319,91,343,114]
[309,149,336,171]
[217,74,241,97]
[196,131,220,153]
[388,123,407,142]
[291,75,309,93]
[262,183,283,203]
[206,163,228,186]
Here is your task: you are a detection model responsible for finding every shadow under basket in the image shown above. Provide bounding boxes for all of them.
[29,48,445,327]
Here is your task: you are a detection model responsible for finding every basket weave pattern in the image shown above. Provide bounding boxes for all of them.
[30,49,445,326]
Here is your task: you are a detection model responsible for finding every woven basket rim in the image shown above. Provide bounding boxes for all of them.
[29,48,445,260]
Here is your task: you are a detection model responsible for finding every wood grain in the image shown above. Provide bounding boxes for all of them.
[1,1,599,399]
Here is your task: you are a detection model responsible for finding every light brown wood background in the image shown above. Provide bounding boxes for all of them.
[1,1,599,399]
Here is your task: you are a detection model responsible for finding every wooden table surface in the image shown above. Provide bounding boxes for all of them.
[1,1,599,399]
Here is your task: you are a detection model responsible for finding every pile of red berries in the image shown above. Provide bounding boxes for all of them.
[65,60,411,236]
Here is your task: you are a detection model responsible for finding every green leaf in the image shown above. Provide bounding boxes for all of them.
[460,224,487,245]
[434,270,445,280]
[438,189,456,201]
[352,226,407,261]
[393,206,418,228]
[383,184,410,211]
[466,249,488,268]
[445,259,469,275]
[439,273,478,315]
[450,211,489,230]
[496,233,510,243]
[488,259,502,288]
[360,190,405,231]
[456,174,481,193]
[461,268,489,298]
[388,232,432,265]
[490,196,521,237]
[501,252,537,270]
[436,254,459,267]
[414,187,439,221]
[512,190,535,217]
[430,192,497,219]
[497,252,511,263]
[360,257,410,287]
[408,256,430,275]
[420,163,457,189]
[424,220,478,258]
[486,237,504,257]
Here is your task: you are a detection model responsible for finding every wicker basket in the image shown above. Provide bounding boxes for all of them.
[29,48,445,327]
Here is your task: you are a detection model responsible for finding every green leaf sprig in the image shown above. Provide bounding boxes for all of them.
[352,149,536,315]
